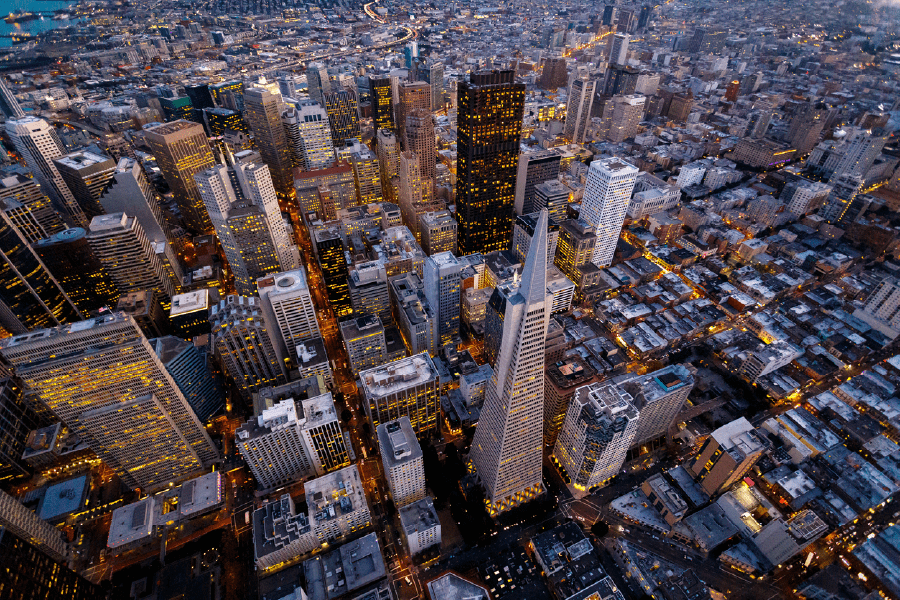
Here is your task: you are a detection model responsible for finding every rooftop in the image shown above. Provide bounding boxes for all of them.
[359,353,438,399]
[376,417,421,468]
[303,533,385,600]
[170,290,210,317]
[399,497,439,537]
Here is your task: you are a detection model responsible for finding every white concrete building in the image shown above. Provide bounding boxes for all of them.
[580,158,639,267]
[399,497,441,554]
[377,417,425,507]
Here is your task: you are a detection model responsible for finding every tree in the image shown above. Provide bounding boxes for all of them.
[591,521,610,538]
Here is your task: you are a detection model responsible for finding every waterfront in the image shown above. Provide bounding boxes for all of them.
[1,0,80,47]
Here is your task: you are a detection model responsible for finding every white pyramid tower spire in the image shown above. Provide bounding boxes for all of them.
[469,208,552,515]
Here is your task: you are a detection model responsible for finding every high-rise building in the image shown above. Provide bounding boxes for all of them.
[853,276,900,338]
[610,33,631,66]
[243,87,295,198]
[514,149,562,217]
[303,465,371,542]
[554,218,596,286]
[533,180,569,223]
[0,523,97,600]
[160,96,196,122]
[341,315,387,376]
[512,212,559,267]
[237,394,350,490]
[399,151,427,238]
[542,356,599,447]
[0,489,67,563]
[314,226,352,318]
[396,81,432,141]
[622,364,694,449]
[0,172,65,237]
[420,210,457,255]
[257,269,321,366]
[565,78,597,143]
[687,417,767,496]
[424,252,462,347]
[425,61,444,111]
[377,417,425,507]
[538,57,568,91]
[469,210,552,515]
[323,90,361,146]
[788,104,826,155]
[204,107,247,136]
[144,120,216,233]
[33,228,120,315]
[0,314,219,490]
[99,157,172,245]
[667,91,693,122]
[369,75,396,132]
[580,157,638,267]
[210,295,286,399]
[819,173,864,226]
[195,155,298,295]
[342,141,383,204]
[552,382,639,492]
[282,100,335,171]
[86,213,178,307]
[152,335,223,422]
[359,352,440,439]
[53,151,116,220]
[348,261,392,325]
[306,62,332,106]
[0,213,81,334]
[0,196,47,244]
[597,95,645,142]
[376,130,400,197]
[4,117,87,227]
[781,179,832,216]
[0,379,37,483]
[831,128,889,180]
[688,28,727,53]
[404,109,436,197]
[0,77,25,119]
[455,71,526,256]
[389,271,437,356]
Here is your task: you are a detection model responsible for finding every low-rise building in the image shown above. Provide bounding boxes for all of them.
[399,496,441,555]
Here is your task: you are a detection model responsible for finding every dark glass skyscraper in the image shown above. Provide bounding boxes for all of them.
[314,227,352,318]
[455,70,525,256]
[0,214,81,334]
[0,526,99,600]
[369,75,395,132]
[0,379,37,483]
[33,228,120,315]
[323,90,361,147]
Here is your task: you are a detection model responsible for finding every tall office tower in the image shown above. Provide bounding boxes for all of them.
[514,150,562,217]
[341,315,387,375]
[99,158,171,244]
[52,151,116,220]
[637,4,654,29]
[424,61,445,111]
[420,210,457,255]
[666,91,693,122]
[609,33,631,66]
[359,352,440,439]
[314,226,352,318]
[377,417,425,507]
[205,107,247,136]
[398,151,439,241]
[424,251,462,347]
[211,80,244,111]
[346,144,383,204]
[0,523,98,600]
[687,417,766,496]
[533,181,569,224]
[306,62,332,105]
[160,96,196,122]
[597,95,645,142]
[688,28,727,53]
[323,90,361,146]
[621,363,693,449]
[376,129,401,198]
[538,57,568,91]
[243,87,295,199]
[543,355,598,447]
[236,400,314,490]
[0,314,219,490]
[554,218,596,284]
[195,157,298,295]
[0,77,24,119]
[257,269,321,366]
[33,228,120,314]
[0,173,66,237]
[283,100,335,171]
[781,180,832,216]
[0,489,67,562]
[580,157,638,267]
[86,213,178,307]
[819,173,864,226]
[832,128,889,180]
[0,196,47,244]
[404,109,436,196]
[512,213,559,266]
[185,84,215,111]
[552,382,639,492]
[564,78,597,143]
[4,118,86,227]
[456,71,526,256]
[210,295,286,399]
[389,271,437,356]
[397,81,432,144]
[745,110,772,139]
[369,75,395,132]
[855,276,900,337]
[788,104,826,155]
[144,120,216,233]
[0,378,37,482]
[152,335,223,422]
[349,261,392,325]
[469,209,552,515]
[0,213,81,334]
